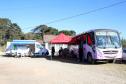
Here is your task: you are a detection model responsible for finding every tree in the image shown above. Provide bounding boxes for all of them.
[32,24,76,41]
[46,27,59,35]
[0,18,23,45]
[24,32,36,40]
[5,23,23,40]
[122,38,126,48]
[69,30,76,36]
[59,30,76,36]
[0,18,11,25]
[32,25,49,42]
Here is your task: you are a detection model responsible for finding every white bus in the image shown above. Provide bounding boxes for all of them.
[71,29,122,63]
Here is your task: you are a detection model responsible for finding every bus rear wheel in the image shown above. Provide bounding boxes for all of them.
[87,53,95,64]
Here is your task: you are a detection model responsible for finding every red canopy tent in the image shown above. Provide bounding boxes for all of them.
[50,33,72,44]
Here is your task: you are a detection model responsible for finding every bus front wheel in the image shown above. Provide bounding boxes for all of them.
[87,53,95,64]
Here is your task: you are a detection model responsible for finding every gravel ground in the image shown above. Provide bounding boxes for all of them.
[0,56,126,84]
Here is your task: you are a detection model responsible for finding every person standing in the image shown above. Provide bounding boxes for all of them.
[59,47,63,57]
[51,46,55,60]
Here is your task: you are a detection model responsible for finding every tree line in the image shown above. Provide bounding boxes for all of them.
[1,18,126,48]
[0,18,76,46]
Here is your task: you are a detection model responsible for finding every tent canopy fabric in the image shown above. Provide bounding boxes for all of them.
[50,33,72,44]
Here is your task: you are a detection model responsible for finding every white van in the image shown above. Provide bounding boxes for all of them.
[5,40,49,57]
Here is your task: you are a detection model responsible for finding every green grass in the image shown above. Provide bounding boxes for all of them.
[0,45,6,52]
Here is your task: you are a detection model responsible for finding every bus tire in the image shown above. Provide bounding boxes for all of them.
[87,53,95,64]
[82,55,86,63]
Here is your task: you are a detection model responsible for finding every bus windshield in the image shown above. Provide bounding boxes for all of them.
[96,31,121,48]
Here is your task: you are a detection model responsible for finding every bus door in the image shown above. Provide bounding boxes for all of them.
[82,34,87,60]
[79,41,84,62]
[86,32,95,59]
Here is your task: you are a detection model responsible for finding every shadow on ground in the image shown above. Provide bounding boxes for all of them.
[44,56,108,65]
[34,56,124,65]
[2,55,125,65]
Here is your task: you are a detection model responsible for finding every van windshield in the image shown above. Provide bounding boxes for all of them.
[36,44,43,49]
[96,31,121,48]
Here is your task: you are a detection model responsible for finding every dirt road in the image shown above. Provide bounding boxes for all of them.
[0,56,126,84]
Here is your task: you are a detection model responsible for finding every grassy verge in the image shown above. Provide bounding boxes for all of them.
[0,45,6,56]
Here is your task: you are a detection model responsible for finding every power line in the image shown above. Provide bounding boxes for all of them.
[23,0,126,31]
[44,0,126,24]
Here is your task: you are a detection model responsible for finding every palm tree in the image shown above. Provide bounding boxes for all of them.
[32,25,49,42]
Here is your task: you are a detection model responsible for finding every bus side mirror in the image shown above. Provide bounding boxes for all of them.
[92,45,96,53]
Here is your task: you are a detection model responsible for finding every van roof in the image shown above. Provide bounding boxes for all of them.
[12,40,36,45]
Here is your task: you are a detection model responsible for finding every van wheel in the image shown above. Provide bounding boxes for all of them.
[87,53,95,64]
[42,53,44,56]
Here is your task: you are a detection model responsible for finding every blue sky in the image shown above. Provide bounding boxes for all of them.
[0,0,126,38]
